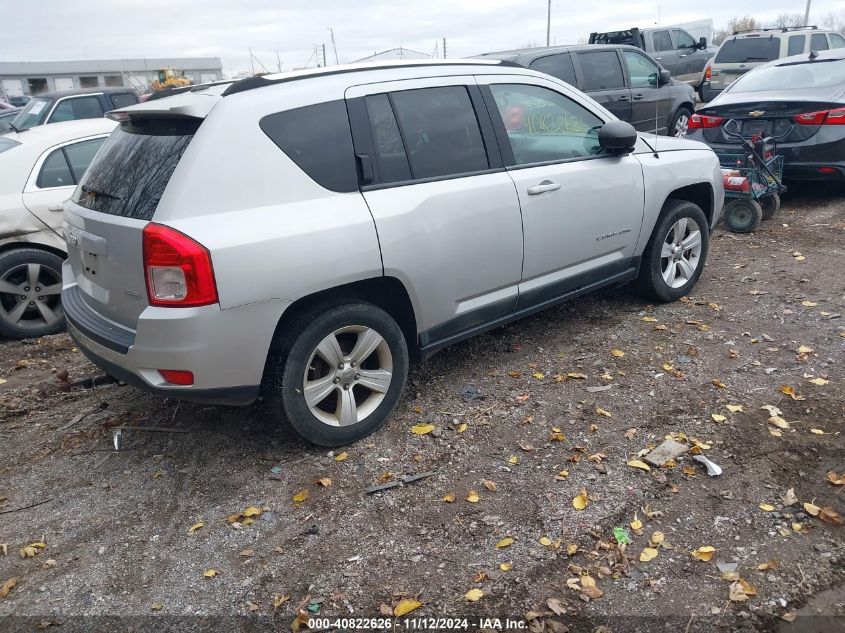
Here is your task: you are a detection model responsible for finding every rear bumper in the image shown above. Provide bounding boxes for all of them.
[62,268,290,405]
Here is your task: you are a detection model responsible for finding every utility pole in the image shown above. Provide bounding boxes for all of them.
[249,47,255,75]
[275,50,281,73]
[804,0,811,26]
[329,28,339,65]
[546,0,551,46]
[442,37,447,59]
[322,43,327,67]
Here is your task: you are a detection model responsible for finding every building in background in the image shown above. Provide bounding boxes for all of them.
[0,57,223,99]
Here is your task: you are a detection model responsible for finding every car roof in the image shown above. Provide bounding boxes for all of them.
[730,26,835,38]
[756,47,845,69]
[2,118,116,146]
[31,87,136,99]
[477,44,643,63]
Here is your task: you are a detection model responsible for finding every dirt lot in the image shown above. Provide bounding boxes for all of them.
[0,184,843,633]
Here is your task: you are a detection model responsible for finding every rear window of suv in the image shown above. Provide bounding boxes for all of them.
[72,117,199,220]
[715,37,781,63]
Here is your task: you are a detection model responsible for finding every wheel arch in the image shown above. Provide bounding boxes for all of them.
[0,240,67,261]
[663,182,714,226]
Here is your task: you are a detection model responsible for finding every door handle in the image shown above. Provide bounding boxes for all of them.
[48,205,64,212]
[618,95,629,101]
[632,94,644,100]
[527,181,561,195]
[679,54,688,58]
[655,57,663,60]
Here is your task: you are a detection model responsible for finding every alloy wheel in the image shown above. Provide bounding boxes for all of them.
[660,217,702,288]
[674,114,690,138]
[0,263,63,331]
[303,325,393,427]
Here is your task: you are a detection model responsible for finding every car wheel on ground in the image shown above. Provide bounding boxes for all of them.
[760,193,780,220]
[723,199,763,233]
[0,248,65,339]
[265,301,408,447]
[670,107,693,138]
[636,199,709,302]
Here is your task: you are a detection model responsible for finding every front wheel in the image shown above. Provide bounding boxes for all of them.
[0,248,65,339]
[265,302,408,447]
[724,199,762,233]
[670,107,693,138]
[636,200,710,302]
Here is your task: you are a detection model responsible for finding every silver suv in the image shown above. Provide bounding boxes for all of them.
[62,60,724,446]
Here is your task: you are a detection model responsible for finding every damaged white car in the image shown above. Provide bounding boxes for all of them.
[0,118,114,338]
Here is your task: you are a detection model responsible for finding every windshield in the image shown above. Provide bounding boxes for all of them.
[72,117,199,220]
[715,37,780,63]
[0,138,21,154]
[728,59,845,92]
[10,97,52,130]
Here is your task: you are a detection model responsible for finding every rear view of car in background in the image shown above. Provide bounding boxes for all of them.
[688,49,845,183]
[5,88,138,133]
[0,118,115,338]
[0,108,21,134]
[703,26,845,101]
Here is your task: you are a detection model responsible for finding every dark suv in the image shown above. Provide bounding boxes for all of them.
[7,88,138,132]
[478,44,698,137]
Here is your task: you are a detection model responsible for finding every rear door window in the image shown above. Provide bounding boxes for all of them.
[63,138,106,182]
[365,94,412,184]
[831,33,845,48]
[787,35,806,56]
[811,33,829,51]
[715,37,781,63]
[576,51,625,91]
[49,96,104,123]
[529,54,578,86]
[388,86,489,180]
[37,148,74,188]
[109,93,138,109]
[652,30,673,52]
[72,118,199,219]
[260,100,357,193]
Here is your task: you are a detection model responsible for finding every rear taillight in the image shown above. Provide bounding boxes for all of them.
[704,65,712,81]
[794,107,845,126]
[688,114,723,130]
[142,223,217,307]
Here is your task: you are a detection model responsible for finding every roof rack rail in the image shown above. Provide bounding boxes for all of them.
[221,59,520,97]
[733,25,817,35]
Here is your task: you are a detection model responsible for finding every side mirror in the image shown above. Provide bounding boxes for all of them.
[658,69,671,85]
[698,37,707,50]
[598,121,637,155]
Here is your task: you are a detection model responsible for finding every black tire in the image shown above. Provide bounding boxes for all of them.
[264,301,408,447]
[760,194,780,220]
[669,106,693,138]
[0,248,65,340]
[636,199,710,303]
[724,199,762,233]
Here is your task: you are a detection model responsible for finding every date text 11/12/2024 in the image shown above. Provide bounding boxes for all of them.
[307,617,528,630]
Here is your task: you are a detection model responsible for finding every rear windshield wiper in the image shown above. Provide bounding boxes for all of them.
[81,185,121,200]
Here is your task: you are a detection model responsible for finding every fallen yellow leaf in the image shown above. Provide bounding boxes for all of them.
[567,372,587,380]
[242,506,262,517]
[507,455,519,465]
[566,543,578,555]
[768,416,790,430]
[465,588,484,602]
[808,377,829,386]
[457,423,468,433]
[759,503,775,512]
[151,602,163,610]
[630,518,643,531]
[810,428,826,435]
[334,452,349,462]
[539,536,552,546]
[203,569,218,578]
[726,404,744,413]
[691,546,716,562]
[649,531,665,546]
[500,562,512,571]
[495,537,514,549]
[466,490,480,503]
[411,423,435,435]
[712,379,726,388]
[482,479,497,492]
[800,301,817,307]
[532,372,545,380]
[627,459,651,472]
[804,501,821,516]
[393,598,423,617]
[188,522,204,533]
[711,414,726,423]
[641,316,657,322]
[572,489,589,510]
[610,348,625,358]
[20,542,45,558]
[292,489,309,503]
[780,385,806,401]
[595,406,613,418]
[443,492,456,503]
[639,547,659,562]
[0,577,16,599]
[316,477,332,487]
[272,594,291,609]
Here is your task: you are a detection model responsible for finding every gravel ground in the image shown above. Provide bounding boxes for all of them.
[0,183,843,633]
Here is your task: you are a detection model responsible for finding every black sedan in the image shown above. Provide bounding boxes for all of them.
[688,48,845,182]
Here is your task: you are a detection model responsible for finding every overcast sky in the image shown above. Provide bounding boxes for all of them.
[2,0,843,75]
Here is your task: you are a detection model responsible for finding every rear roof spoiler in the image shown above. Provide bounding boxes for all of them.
[106,83,229,121]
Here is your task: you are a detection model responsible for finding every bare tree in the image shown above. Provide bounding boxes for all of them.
[822,10,845,35]
[770,13,805,28]
[713,15,760,45]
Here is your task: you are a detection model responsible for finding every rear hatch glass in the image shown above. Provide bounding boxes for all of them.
[715,37,780,64]
[72,117,199,220]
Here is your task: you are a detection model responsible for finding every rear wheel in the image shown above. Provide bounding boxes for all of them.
[636,199,709,302]
[0,248,65,339]
[760,194,780,220]
[265,301,408,447]
[724,199,762,233]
